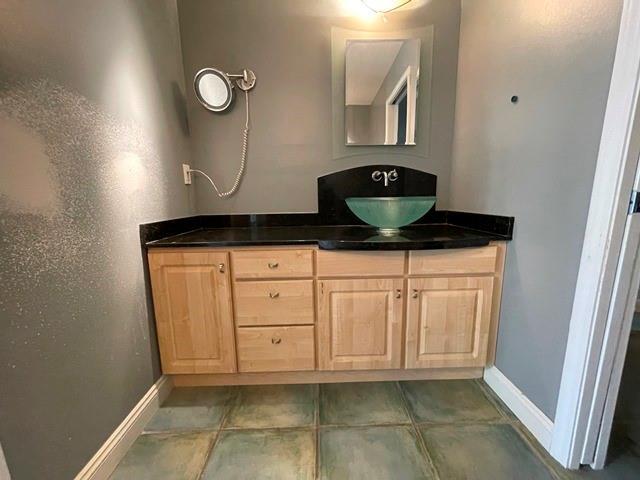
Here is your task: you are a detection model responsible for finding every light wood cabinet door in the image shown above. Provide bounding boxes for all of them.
[148,250,236,374]
[317,278,403,370]
[406,276,494,369]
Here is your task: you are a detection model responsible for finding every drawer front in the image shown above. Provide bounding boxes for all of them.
[236,326,315,372]
[232,249,314,279]
[234,280,315,326]
[316,251,405,277]
[408,246,498,275]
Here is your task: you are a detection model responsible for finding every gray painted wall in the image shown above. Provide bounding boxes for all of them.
[0,1,193,478]
[177,0,460,214]
[449,0,622,419]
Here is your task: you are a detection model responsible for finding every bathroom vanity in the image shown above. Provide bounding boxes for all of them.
[144,166,513,386]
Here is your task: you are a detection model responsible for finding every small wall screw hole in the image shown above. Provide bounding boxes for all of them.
[511,95,519,104]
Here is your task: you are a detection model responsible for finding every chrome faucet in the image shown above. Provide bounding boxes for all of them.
[372,169,398,187]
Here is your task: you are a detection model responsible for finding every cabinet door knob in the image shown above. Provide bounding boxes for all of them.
[271,337,282,345]
[395,289,402,299]
[412,289,418,298]
[268,262,279,269]
[218,263,225,273]
[269,292,280,299]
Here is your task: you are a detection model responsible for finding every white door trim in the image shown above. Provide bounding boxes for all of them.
[74,375,173,480]
[590,179,640,468]
[551,0,640,469]
[384,65,417,145]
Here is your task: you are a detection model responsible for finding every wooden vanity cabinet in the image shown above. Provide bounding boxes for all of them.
[148,243,505,382]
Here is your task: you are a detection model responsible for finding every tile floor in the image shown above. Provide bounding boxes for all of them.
[111,379,639,479]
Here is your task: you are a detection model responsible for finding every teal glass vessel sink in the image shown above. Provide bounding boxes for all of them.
[345,196,436,235]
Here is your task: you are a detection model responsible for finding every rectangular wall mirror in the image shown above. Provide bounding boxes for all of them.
[345,38,420,146]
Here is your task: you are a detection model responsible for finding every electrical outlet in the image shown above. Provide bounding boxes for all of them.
[182,164,192,185]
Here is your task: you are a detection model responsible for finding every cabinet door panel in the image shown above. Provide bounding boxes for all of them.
[149,250,236,374]
[406,277,493,368]
[317,278,403,370]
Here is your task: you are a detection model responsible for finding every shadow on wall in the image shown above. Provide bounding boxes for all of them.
[172,81,191,136]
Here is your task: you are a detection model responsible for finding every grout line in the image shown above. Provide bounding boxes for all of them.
[414,417,512,428]
[510,422,566,480]
[141,427,219,435]
[317,420,413,428]
[473,378,517,423]
[219,425,316,433]
[474,380,564,480]
[395,381,441,480]
[196,387,238,480]
[195,432,218,480]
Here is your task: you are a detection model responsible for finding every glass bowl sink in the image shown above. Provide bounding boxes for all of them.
[345,196,436,235]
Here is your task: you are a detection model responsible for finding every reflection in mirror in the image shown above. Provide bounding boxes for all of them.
[194,68,234,112]
[345,39,420,146]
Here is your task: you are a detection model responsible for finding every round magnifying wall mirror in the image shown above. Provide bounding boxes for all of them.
[194,68,233,112]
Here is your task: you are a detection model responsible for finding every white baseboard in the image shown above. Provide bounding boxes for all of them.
[0,441,11,480]
[74,375,173,480]
[484,366,554,449]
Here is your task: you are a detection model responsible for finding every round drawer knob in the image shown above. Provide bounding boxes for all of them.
[268,262,279,269]
[271,337,282,345]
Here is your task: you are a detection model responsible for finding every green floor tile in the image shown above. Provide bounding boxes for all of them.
[201,428,315,479]
[420,423,553,480]
[320,382,410,426]
[224,384,316,429]
[319,425,433,479]
[401,379,502,423]
[529,424,640,480]
[110,432,214,480]
[145,386,236,432]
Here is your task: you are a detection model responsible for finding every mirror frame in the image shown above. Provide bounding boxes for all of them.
[194,67,234,112]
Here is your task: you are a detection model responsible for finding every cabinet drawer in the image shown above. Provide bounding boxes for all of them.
[408,246,498,275]
[232,249,313,279]
[236,326,315,372]
[234,280,315,326]
[316,251,405,277]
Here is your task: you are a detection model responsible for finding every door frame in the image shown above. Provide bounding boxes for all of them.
[551,0,640,469]
[384,65,416,145]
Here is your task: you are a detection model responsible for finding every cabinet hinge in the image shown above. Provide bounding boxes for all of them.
[630,190,640,214]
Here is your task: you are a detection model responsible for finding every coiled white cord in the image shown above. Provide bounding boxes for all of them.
[189,89,250,198]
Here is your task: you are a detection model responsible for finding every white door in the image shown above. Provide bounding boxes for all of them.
[584,157,640,467]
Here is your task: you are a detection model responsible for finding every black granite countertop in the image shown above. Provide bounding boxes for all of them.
[145,221,511,251]
[140,165,514,251]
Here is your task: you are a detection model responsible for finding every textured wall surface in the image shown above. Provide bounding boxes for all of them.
[177,0,460,214]
[0,1,193,478]
[449,0,622,419]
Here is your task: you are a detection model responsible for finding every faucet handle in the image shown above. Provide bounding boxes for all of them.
[371,171,383,182]
[388,169,398,182]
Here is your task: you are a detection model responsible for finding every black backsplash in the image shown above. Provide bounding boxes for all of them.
[317,165,437,225]
[140,165,514,244]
